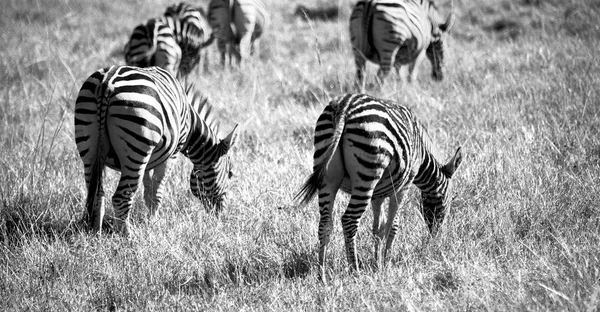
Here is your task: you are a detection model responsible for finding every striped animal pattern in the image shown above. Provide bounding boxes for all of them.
[208,0,269,67]
[295,93,462,271]
[162,2,214,76]
[74,66,239,236]
[124,18,182,77]
[350,0,455,88]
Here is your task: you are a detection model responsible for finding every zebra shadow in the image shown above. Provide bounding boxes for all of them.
[161,249,314,297]
[0,195,126,246]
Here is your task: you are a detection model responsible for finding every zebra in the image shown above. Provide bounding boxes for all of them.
[349,0,455,89]
[295,93,462,273]
[124,18,182,78]
[207,0,269,67]
[74,65,239,236]
[161,2,215,76]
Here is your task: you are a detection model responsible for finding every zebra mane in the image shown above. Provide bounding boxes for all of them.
[416,118,444,165]
[186,84,222,138]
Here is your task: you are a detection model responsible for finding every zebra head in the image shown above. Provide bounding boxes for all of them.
[189,126,239,214]
[426,3,455,81]
[421,147,462,236]
[186,89,239,214]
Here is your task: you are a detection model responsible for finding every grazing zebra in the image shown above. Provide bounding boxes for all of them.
[162,2,214,76]
[74,65,239,236]
[124,18,182,77]
[350,0,455,89]
[295,93,462,273]
[207,0,269,67]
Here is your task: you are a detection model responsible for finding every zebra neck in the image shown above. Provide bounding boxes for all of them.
[184,110,220,159]
[412,124,448,195]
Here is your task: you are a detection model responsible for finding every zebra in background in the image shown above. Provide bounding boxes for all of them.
[124,18,182,78]
[350,0,455,89]
[162,2,214,76]
[208,0,269,67]
[295,93,462,273]
[74,65,239,236]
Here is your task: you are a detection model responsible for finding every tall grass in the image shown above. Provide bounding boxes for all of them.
[1,0,599,310]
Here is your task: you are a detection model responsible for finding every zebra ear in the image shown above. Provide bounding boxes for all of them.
[439,9,455,33]
[442,147,462,178]
[219,124,240,156]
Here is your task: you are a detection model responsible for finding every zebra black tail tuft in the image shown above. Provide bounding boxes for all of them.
[85,153,104,229]
[294,163,326,208]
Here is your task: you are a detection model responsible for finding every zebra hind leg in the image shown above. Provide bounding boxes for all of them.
[371,197,385,268]
[316,148,345,280]
[112,162,150,237]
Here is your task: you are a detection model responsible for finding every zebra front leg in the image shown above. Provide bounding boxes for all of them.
[218,39,227,68]
[353,52,367,92]
[143,160,171,218]
[381,189,407,261]
[251,38,260,57]
[238,33,252,67]
[376,46,399,86]
[407,50,426,83]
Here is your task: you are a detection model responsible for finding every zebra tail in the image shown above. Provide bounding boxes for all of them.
[85,152,105,225]
[294,106,346,207]
[84,75,112,227]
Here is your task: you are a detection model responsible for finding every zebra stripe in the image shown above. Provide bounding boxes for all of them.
[207,0,269,67]
[124,18,182,77]
[350,0,455,88]
[295,93,462,272]
[162,2,214,76]
[74,66,239,236]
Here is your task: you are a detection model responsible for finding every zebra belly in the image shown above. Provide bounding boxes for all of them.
[338,165,409,199]
[103,143,177,172]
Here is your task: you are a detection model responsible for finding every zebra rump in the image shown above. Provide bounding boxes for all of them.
[124,18,181,77]
[162,2,214,76]
[350,0,455,86]
[207,0,269,66]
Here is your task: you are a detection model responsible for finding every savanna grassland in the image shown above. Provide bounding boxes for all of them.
[1,0,600,310]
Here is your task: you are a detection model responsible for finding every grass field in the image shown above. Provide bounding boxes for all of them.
[1,0,600,310]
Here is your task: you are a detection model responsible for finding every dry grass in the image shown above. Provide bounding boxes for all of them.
[1,0,600,310]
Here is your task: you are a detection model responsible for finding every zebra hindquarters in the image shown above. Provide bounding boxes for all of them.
[340,138,392,271]
[105,103,162,237]
[154,32,182,78]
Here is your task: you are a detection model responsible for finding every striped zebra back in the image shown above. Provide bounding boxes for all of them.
[350,0,455,83]
[162,2,213,76]
[124,18,181,77]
